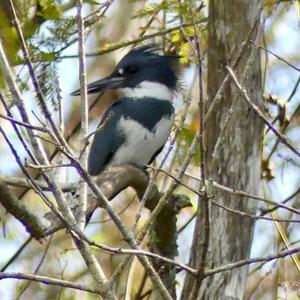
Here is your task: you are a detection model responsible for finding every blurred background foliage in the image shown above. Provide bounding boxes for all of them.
[0,0,300,299]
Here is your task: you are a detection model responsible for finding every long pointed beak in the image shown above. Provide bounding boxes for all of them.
[71,76,124,96]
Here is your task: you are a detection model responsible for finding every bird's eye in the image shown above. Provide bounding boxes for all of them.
[124,65,138,75]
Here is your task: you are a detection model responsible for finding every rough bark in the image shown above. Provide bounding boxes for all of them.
[203,1,262,298]
[181,1,263,299]
[149,194,190,299]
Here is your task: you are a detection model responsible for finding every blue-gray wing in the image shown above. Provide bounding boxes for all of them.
[88,102,124,176]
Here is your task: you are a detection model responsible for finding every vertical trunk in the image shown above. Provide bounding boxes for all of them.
[181,0,263,299]
[202,0,262,298]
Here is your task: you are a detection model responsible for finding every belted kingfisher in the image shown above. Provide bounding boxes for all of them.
[72,45,180,176]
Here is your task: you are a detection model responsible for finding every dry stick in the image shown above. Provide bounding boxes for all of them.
[12,0,113,203]
[287,75,300,102]
[213,180,300,216]
[266,101,300,162]
[91,242,196,275]
[41,213,197,276]
[253,43,300,73]
[77,0,88,231]
[0,271,99,294]
[0,124,84,275]
[191,11,209,299]
[226,66,300,159]
[0,106,83,274]
[7,186,195,277]
[4,245,299,294]
[0,176,76,192]
[25,162,71,169]
[57,20,207,60]
[0,93,38,165]
[13,19,204,65]
[0,113,49,133]
[35,180,194,279]
[183,172,300,216]
[0,100,71,236]
[204,246,300,277]
[260,184,300,216]
[1,13,111,300]
[152,167,300,223]
[16,236,53,299]
[83,0,112,25]
[211,200,300,223]
[1,237,32,272]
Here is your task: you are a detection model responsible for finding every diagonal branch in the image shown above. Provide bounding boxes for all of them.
[226,66,300,159]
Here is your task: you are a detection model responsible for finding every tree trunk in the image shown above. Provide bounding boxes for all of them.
[181,0,263,299]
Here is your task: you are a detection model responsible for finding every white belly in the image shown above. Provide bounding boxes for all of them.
[110,115,174,167]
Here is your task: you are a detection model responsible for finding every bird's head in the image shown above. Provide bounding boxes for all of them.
[71,45,180,100]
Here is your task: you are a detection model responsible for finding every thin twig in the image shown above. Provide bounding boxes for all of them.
[226,66,300,159]
[0,271,99,294]
[252,42,300,72]
[16,236,53,299]
[152,167,300,224]
[0,176,76,192]
[204,246,300,277]
[25,162,72,169]
[0,237,32,272]
[79,111,114,158]
[77,0,88,231]
[259,184,300,216]
[0,113,49,132]
[212,200,300,223]
[191,10,209,297]
[56,20,207,60]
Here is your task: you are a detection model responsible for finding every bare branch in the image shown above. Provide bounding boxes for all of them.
[77,0,88,230]
[253,42,300,72]
[204,246,300,277]
[0,271,99,294]
[227,66,300,158]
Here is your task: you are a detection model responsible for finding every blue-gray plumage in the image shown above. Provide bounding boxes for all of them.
[88,97,174,175]
[71,45,179,176]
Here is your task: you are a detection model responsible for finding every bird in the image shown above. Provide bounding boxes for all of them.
[71,45,180,176]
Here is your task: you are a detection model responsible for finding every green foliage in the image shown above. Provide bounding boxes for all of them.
[22,16,77,111]
[177,126,200,166]
[46,17,78,48]
[133,0,193,19]
[36,61,61,112]
[37,0,61,20]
